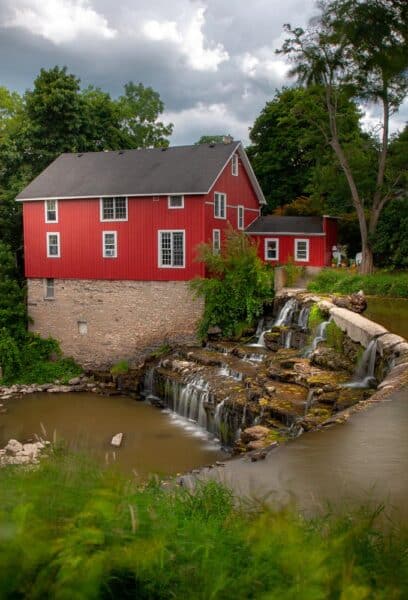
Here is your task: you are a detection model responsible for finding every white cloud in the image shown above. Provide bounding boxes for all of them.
[164,102,249,145]
[3,0,116,44]
[240,50,290,81]
[143,6,229,72]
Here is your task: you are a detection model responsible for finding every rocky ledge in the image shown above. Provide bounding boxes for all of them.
[0,438,50,467]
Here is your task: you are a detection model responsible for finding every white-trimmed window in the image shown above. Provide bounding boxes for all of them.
[158,230,185,268]
[295,238,309,262]
[100,197,128,221]
[168,195,184,209]
[264,238,279,261]
[231,154,239,176]
[214,192,226,219]
[237,205,244,230]
[44,278,55,299]
[47,232,60,258]
[45,199,58,223]
[213,229,221,254]
[103,231,117,258]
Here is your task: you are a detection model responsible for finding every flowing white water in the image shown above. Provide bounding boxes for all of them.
[284,330,293,349]
[304,319,332,357]
[297,306,310,329]
[344,338,378,388]
[250,298,298,348]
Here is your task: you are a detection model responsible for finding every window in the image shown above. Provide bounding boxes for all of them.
[47,233,60,258]
[103,231,117,258]
[214,192,226,219]
[44,278,55,299]
[231,154,239,176]
[295,239,309,262]
[100,197,127,221]
[237,205,244,230]
[264,238,279,261]
[168,195,184,209]
[159,230,185,268]
[45,199,58,223]
[213,229,221,254]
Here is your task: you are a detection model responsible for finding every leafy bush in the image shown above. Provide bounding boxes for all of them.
[308,305,326,330]
[284,255,304,286]
[0,451,407,599]
[190,228,274,338]
[308,269,408,298]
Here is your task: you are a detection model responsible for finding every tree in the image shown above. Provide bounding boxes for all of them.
[279,0,408,273]
[116,82,173,148]
[195,135,231,145]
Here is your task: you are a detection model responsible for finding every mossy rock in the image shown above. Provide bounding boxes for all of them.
[311,346,354,373]
[335,387,371,411]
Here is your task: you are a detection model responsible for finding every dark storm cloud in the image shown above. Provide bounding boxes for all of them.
[0,1,405,144]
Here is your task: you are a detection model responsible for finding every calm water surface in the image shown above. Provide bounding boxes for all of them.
[0,392,226,477]
[365,296,408,340]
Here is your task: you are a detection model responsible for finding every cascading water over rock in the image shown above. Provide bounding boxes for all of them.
[251,298,299,347]
[345,338,378,388]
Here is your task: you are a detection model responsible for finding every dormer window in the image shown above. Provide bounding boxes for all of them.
[231,154,238,176]
[45,199,58,223]
[100,197,128,221]
[168,195,184,209]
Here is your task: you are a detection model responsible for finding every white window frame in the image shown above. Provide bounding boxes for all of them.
[158,230,186,269]
[214,192,226,219]
[44,278,55,299]
[237,205,244,230]
[213,229,221,254]
[45,199,58,223]
[231,153,239,176]
[102,231,118,258]
[295,238,310,262]
[168,195,184,209]
[46,232,60,258]
[100,197,128,222]
[264,238,279,261]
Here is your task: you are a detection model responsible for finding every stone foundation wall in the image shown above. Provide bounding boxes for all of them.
[27,279,204,367]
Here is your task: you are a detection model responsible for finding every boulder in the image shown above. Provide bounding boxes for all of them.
[333,292,367,314]
[5,439,23,456]
[311,347,354,373]
[241,425,270,444]
[68,377,81,386]
[111,433,123,447]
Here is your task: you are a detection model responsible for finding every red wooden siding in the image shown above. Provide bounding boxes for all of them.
[204,153,260,245]
[23,151,263,281]
[323,217,338,265]
[252,234,328,267]
[23,195,206,281]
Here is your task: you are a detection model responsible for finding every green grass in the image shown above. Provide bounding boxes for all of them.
[308,304,326,330]
[308,269,408,298]
[0,451,407,599]
[111,359,130,376]
[325,320,345,353]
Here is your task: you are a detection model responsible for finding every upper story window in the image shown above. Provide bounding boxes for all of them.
[237,205,244,230]
[168,195,184,209]
[159,230,185,268]
[214,192,226,219]
[295,238,309,262]
[265,238,279,261]
[231,154,239,176]
[47,232,60,258]
[45,199,58,223]
[213,229,221,254]
[103,231,117,258]
[100,197,128,221]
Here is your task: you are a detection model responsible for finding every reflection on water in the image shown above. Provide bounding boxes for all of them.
[0,393,226,477]
[365,296,408,340]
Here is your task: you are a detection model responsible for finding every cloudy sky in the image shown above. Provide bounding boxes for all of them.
[0,0,406,145]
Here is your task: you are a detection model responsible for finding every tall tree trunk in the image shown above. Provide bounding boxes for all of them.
[360,244,374,275]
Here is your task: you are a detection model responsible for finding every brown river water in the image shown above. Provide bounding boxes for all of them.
[365,296,408,340]
[0,392,226,477]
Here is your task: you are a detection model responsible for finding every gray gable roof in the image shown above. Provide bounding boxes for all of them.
[16,142,265,204]
[246,216,325,234]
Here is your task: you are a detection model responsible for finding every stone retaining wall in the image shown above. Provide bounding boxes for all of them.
[27,278,203,367]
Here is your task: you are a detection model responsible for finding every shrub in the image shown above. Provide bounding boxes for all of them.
[308,269,408,298]
[325,320,344,353]
[308,305,326,330]
[284,256,304,286]
[0,452,407,599]
[190,228,274,339]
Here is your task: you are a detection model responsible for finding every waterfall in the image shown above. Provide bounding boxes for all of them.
[304,318,331,357]
[218,365,243,381]
[274,297,298,326]
[297,306,310,330]
[284,330,293,349]
[345,339,378,388]
[304,389,315,415]
[255,318,264,337]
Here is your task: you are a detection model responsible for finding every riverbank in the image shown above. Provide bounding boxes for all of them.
[308,268,408,298]
[0,449,407,599]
